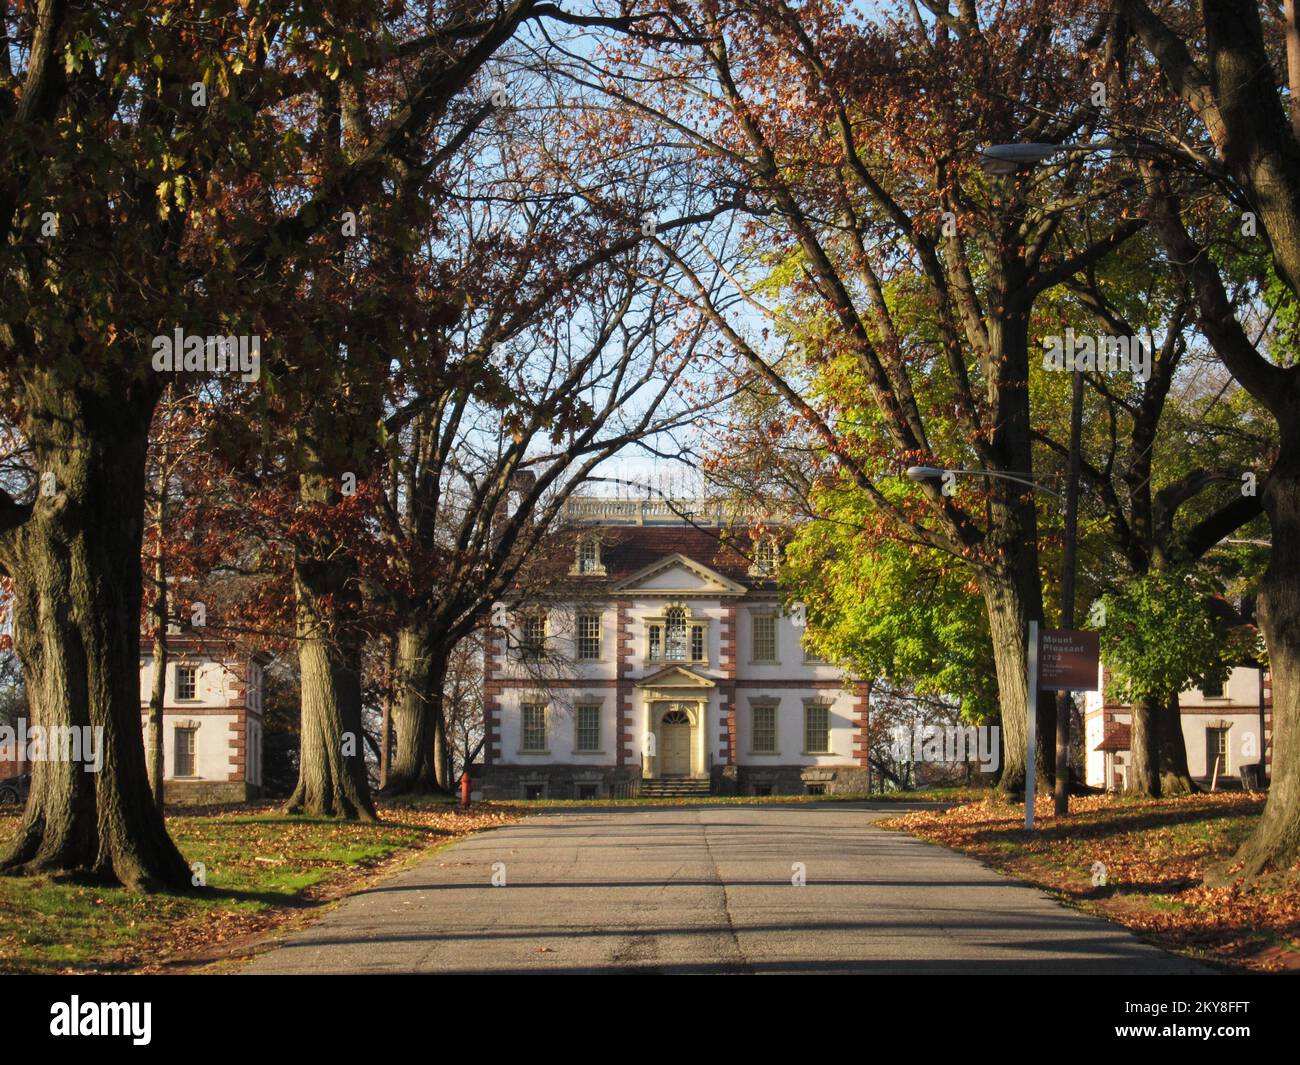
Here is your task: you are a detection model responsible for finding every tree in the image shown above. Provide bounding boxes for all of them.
[1100,567,1258,791]
[1112,0,1300,874]
[0,0,598,885]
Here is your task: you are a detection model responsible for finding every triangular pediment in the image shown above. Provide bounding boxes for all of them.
[611,553,746,595]
[635,665,718,689]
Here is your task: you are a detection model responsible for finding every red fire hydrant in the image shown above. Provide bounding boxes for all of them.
[460,770,471,806]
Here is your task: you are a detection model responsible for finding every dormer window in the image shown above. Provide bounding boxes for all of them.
[750,537,778,577]
[572,535,605,575]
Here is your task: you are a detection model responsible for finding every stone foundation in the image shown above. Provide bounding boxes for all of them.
[164,780,260,805]
[478,764,641,800]
[479,763,872,799]
[736,765,871,797]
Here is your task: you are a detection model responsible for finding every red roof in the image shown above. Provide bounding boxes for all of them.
[1095,722,1131,752]
[596,525,765,583]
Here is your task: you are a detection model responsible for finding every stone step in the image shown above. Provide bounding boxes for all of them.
[640,779,712,797]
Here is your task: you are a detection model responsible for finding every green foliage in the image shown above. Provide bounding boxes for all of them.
[781,486,998,722]
[1098,568,1255,704]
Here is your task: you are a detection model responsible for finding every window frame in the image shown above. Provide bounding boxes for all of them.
[176,664,198,701]
[803,700,832,755]
[749,536,779,577]
[572,535,606,576]
[750,610,779,664]
[520,702,549,753]
[575,611,602,661]
[645,606,708,665]
[174,726,197,777]
[574,702,602,753]
[749,699,779,755]
[517,610,548,659]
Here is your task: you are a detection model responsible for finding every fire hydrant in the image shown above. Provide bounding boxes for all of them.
[460,771,471,806]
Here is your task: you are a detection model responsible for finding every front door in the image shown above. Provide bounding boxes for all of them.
[660,708,693,776]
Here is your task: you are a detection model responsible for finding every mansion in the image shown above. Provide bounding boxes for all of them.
[479,498,870,799]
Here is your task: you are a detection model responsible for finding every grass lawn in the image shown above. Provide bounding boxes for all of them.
[879,791,1300,973]
[0,801,522,974]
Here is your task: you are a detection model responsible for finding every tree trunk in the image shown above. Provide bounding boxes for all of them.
[434,706,451,789]
[386,622,450,795]
[146,586,166,810]
[1159,691,1198,795]
[1235,431,1300,875]
[379,634,395,790]
[284,545,375,821]
[146,470,167,810]
[981,574,1054,797]
[1128,695,1162,797]
[0,393,189,890]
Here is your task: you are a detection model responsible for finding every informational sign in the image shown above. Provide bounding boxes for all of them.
[1037,628,1100,692]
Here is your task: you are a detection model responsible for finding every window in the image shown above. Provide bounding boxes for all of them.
[801,637,827,664]
[176,665,197,701]
[805,783,826,796]
[751,537,778,576]
[690,624,705,662]
[1202,677,1225,698]
[522,703,547,752]
[1207,727,1229,772]
[519,612,547,657]
[752,613,777,662]
[575,537,604,574]
[649,609,706,662]
[752,703,777,753]
[577,783,599,800]
[664,607,687,660]
[174,727,196,777]
[804,703,831,753]
[575,704,601,752]
[524,783,545,800]
[576,612,602,660]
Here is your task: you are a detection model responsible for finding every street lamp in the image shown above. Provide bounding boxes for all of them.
[978,142,1081,175]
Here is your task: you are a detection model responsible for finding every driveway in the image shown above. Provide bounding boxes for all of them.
[241,803,1207,974]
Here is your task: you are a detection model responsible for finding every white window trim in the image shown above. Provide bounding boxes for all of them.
[574,610,604,662]
[570,534,607,576]
[644,604,709,666]
[748,697,780,756]
[749,608,779,665]
[175,663,200,702]
[519,701,550,754]
[748,536,779,577]
[574,701,604,753]
[801,698,833,755]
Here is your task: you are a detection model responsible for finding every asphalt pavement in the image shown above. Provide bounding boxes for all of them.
[241,802,1207,974]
